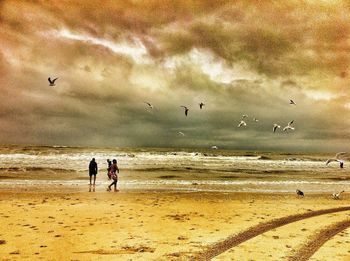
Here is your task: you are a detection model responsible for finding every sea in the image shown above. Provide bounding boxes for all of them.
[0,145,348,193]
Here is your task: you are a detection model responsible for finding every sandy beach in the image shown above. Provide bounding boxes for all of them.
[0,190,349,260]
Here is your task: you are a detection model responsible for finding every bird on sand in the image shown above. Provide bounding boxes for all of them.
[332,190,345,200]
[290,99,296,105]
[199,102,205,109]
[48,77,58,86]
[211,145,218,149]
[273,124,281,133]
[238,120,247,127]
[296,189,304,197]
[283,120,295,131]
[144,102,154,109]
[180,106,189,116]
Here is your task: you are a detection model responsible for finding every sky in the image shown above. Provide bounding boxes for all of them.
[1,0,350,152]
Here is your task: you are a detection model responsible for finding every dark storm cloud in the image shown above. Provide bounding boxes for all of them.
[1,0,350,151]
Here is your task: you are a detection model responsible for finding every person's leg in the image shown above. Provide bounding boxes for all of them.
[93,175,96,186]
[89,175,92,185]
[107,181,115,191]
[114,180,119,192]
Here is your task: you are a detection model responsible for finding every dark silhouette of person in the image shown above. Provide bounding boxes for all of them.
[107,159,112,180]
[340,160,344,169]
[107,159,119,192]
[89,158,98,187]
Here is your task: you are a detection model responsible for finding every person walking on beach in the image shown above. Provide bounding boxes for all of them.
[107,159,119,192]
[89,158,98,187]
[107,159,112,180]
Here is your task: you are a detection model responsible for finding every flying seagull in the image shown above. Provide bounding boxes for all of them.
[199,102,205,109]
[211,145,218,149]
[180,106,189,116]
[273,124,281,133]
[238,120,247,127]
[326,152,347,165]
[290,99,296,105]
[178,131,185,136]
[283,120,295,131]
[144,102,154,109]
[253,118,259,122]
[332,190,345,200]
[326,158,342,165]
[48,77,58,86]
[242,114,248,119]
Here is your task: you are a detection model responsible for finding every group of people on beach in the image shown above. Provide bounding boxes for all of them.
[88,158,119,192]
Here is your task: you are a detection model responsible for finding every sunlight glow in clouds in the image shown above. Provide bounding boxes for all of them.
[304,90,338,101]
[163,48,251,84]
[57,29,150,64]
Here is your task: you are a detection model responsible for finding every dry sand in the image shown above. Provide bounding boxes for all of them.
[0,190,349,260]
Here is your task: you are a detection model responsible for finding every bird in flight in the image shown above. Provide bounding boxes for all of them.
[326,152,347,166]
[48,77,58,86]
[211,145,218,149]
[332,190,345,200]
[181,106,189,116]
[238,120,247,127]
[273,124,281,133]
[178,131,185,136]
[144,102,154,109]
[253,118,259,122]
[283,120,295,131]
[325,158,342,165]
[199,102,205,109]
[290,99,296,105]
[242,114,248,119]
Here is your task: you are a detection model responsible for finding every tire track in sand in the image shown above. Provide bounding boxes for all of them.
[288,219,350,261]
[193,206,350,260]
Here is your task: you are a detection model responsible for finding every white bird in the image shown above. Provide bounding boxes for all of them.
[326,152,347,165]
[199,102,205,109]
[238,120,247,127]
[273,124,281,133]
[326,158,341,165]
[211,145,218,149]
[283,120,295,131]
[332,190,345,200]
[48,77,58,86]
[290,99,296,105]
[242,114,248,119]
[180,106,189,116]
[253,118,259,122]
[144,102,154,109]
[178,131,185,136]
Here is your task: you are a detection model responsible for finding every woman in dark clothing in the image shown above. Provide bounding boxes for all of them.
[107,159,112,179]
[89,158,98,186]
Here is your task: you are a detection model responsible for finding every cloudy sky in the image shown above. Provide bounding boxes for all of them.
[1,0,350,151]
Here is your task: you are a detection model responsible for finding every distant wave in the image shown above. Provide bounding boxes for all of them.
[0,167,77,172]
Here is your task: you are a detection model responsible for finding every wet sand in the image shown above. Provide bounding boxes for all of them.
[0,189,349,260]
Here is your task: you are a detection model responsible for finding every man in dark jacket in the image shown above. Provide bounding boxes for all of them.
[89,158,98,187]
